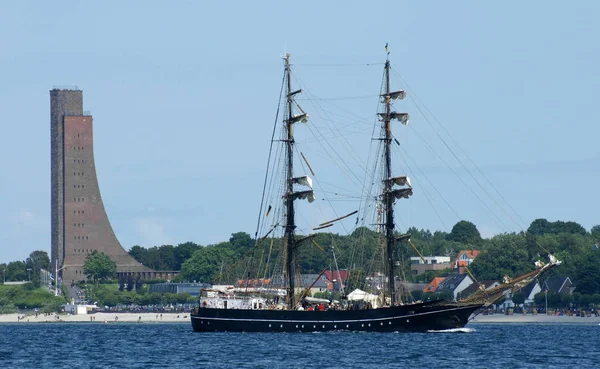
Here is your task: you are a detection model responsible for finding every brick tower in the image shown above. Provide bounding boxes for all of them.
[51,88,151,283]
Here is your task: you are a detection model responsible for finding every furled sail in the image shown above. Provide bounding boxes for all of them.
[381,90,406,101]
[293,175,313,189]
[378,112,410,125]
[386,176,412,188]
[291,190,315,203]
[287,113,309,124]
[389,188,413,200]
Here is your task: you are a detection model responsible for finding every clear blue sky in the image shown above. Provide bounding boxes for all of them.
[1,1,599,263]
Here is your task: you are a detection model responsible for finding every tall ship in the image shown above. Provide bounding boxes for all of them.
[190,49,491,333]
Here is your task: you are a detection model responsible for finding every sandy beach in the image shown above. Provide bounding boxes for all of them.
[0,312,190,324]
[471,313,600,325]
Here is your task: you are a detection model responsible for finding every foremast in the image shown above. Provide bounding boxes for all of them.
[282,54,313,309]
[379,49,412,305]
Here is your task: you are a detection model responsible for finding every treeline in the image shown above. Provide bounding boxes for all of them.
[0,251,50,288]
[87,283,195,308]
[410,219,600,295]
[127,219,600,296]
[128,242,202,271]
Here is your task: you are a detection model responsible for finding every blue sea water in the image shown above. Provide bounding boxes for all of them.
[0,322,598,369]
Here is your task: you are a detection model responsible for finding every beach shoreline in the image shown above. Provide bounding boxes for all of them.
[471,313,600,325]
[0,312,190,324]
[2,311,599,325]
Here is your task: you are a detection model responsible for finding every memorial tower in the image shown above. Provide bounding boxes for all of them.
[50,88,151,282]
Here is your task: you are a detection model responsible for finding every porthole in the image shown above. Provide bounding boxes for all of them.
[296,325,298,328]
[361,324,364,327]
[280,324,283,328]
[322,325,325,328]
[368,323,371,327]
[380,322,383,326]
[334,325,337,329]
[301,325,304,328]
[269,324,271,328]
[313,325,316,328]
[346,324,349,328]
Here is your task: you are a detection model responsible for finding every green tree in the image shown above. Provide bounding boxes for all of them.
[512,291,525,306]
[470,233,532,280]
[547,292,561,307]
[446,220,482,245]
[6,261,27,281]
[0,263,6,283]
[26,250,50,287]
[180,245,234,283]
[176,292,191,304]
[148,292,163,305]
[128,245,147,264]
[528,218,551,235]
[174,242,201,270]
[572,292,581,305]
[101,293,119,307]
[560,293,573,307]
[229,232,254,257]
[579,294,592,307]
[573,251,600,294]
[553,221,586,235]
[164,293,177,304]
[158,245,177,270]
[533,292,545,306]
[83,251,117,281]
[591,225,600,239]
[528,218,586,236]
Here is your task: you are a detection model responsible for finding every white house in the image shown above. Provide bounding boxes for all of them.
[435,274,474,301]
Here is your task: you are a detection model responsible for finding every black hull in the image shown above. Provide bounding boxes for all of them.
[190,301,482,333]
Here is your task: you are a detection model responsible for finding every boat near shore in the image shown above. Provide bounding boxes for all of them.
[190,50,485,333]
[190,48,563,333]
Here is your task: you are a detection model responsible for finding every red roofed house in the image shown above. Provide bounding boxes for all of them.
[455,250,482,274]
[324,269,349,292]
[423,277,446,293]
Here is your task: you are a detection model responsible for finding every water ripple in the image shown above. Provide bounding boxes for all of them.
[0,323,597,369]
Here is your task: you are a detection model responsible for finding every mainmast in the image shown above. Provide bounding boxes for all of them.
[383,58,396,304]
[378,47,412,305]
[282,54,313,309]
[284,54,296,309]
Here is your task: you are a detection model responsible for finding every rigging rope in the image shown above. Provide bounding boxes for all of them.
[390,67,555,255]
[254,69,286,240]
